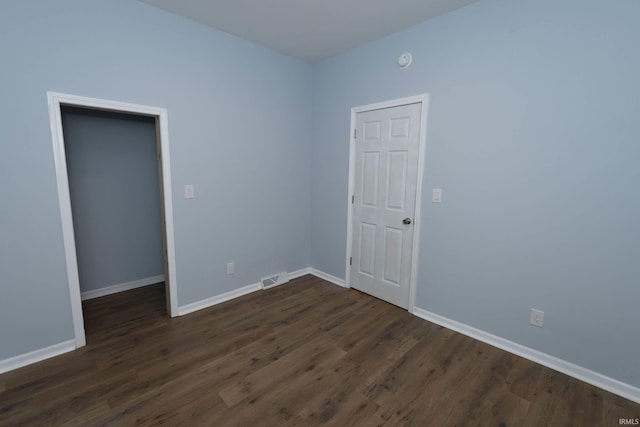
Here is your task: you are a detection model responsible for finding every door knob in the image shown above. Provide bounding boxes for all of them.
[403,218,412,225]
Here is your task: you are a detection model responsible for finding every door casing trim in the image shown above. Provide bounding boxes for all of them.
[345,94,430,313]
[47,91,179,349]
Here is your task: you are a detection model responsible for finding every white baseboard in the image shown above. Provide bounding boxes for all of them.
[308,268,348,288]
[0,340,76,374]
[176,267,345,317]
[178,268,315,317]
[288,267,312,280]
[178,282,262,316]
[412,307,640,404]
[81,275,165,300]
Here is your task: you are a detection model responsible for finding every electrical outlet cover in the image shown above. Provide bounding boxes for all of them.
[530,309,544,327]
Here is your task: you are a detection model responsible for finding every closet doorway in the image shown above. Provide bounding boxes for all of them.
[48,92,178,349]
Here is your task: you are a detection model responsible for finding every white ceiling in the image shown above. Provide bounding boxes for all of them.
[139,0,479,62]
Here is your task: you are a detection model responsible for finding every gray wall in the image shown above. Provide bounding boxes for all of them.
[0,0,312,360]
[62,107,164,293]
[311,0,640,387]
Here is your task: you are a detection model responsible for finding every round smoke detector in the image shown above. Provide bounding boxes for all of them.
[398,52,412,69]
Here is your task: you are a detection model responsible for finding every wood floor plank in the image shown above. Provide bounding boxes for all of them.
[1,275,638,426]
[218,336,345,407]
[215,343,347,427]
[3,368,135,427]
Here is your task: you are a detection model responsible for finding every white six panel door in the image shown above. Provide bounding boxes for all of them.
[350,102,422,309]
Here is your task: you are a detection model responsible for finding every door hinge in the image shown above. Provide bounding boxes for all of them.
[349,256,352,266]
[351,195,354,204]
[353,128,357,139]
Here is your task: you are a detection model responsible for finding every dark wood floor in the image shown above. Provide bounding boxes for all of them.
[1,275,638,426]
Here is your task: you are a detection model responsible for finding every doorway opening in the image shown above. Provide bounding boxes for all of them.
[48,92,178,349]
[61,106,166,337]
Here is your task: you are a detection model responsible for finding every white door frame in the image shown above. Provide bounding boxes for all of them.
[47,92,179,348]
[345,94,429,313]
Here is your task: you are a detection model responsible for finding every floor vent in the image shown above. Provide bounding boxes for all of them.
[261,272,289,289]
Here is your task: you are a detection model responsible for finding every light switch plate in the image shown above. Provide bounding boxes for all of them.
[185,184,194,199]
[432,188,442,203]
